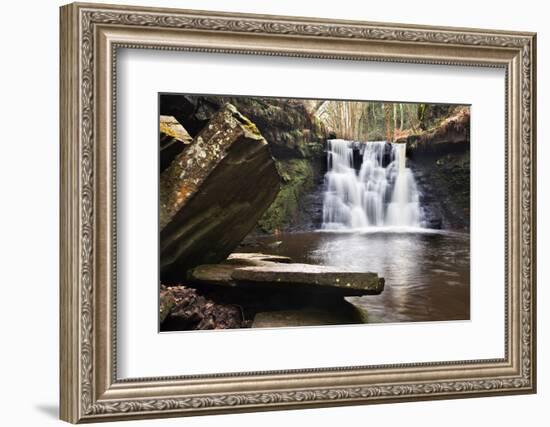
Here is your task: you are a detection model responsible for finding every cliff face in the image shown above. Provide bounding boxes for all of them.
[411,152,470,230]
[402,107,471,231]
[160,95,327,234]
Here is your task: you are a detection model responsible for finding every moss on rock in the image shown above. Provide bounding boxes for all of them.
[160,103,281,278]
[159,95,328,235]
[257,159,315,233]
[160,95,327,159]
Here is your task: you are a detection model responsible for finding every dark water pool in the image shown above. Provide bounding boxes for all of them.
[240,230,470,323]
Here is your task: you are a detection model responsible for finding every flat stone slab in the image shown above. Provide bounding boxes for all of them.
[188,254,384,296]
[232,263,384,295]
[160,115,193,172]
[226,252,293,265]
[160,115,193,145]
[189,264,239,287]
[188,253,294,285]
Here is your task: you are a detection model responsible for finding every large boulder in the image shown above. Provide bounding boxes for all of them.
[160,104,281,280]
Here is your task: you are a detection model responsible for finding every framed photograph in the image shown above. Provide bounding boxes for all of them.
[60,2,537,423]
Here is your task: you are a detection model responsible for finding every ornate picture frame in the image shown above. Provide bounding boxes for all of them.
[60,2,536,423]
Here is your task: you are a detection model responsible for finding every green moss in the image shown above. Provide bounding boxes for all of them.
[223,97,326,155]
[257,159,315,233]
[226,103,262,137]
[241,120,261,136]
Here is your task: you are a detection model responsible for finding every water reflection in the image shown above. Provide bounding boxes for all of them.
[240,230,470,323]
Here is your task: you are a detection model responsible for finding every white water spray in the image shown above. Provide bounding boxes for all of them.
[322,139,423,230]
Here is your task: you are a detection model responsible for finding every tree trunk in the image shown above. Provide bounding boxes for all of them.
[383,103,392,143]
[393,104,398,141]
[364,103,369,141]
[405,104,419,133]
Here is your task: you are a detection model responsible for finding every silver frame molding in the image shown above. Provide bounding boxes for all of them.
[60,2,537,423]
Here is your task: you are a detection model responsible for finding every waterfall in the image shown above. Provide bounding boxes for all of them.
[322,139,423,230]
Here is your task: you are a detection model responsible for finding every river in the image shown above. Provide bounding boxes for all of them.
[240,138,470,324]
[240,229,470,323]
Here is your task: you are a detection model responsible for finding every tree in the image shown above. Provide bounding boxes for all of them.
[393,103,397,141]
[383,103,393,143]
[417,103,427,129]
[405,104,420,133]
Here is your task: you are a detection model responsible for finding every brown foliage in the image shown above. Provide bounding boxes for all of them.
[160,285,246,330]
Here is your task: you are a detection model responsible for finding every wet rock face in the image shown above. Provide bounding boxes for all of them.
[396,107,470,231]
[411,151,470,231]
[160,104,281,280]
[256,158,319,233]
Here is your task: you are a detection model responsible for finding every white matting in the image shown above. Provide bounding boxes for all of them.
[116,49,505,378]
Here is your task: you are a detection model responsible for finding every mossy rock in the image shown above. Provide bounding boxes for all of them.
[160,104,281,279]
[257,159,315,233]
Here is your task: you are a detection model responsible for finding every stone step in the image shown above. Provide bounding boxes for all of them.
[232,263,384,295]
[251,301,369,328]
[188,253,384,296]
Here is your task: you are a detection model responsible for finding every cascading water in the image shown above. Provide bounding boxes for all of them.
[322,139,423,230]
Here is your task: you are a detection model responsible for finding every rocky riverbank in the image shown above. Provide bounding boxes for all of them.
[160,253,382,330]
